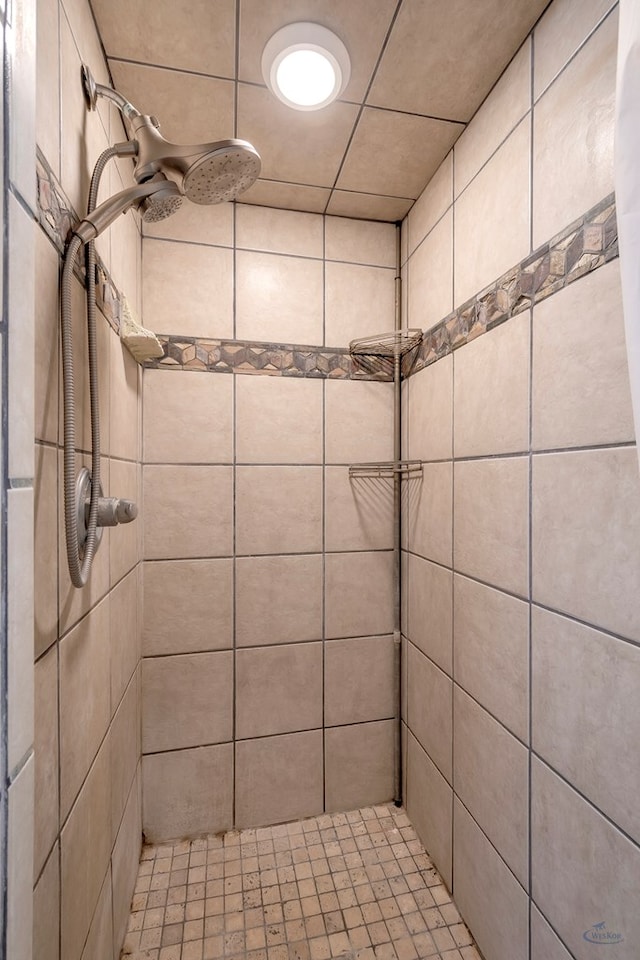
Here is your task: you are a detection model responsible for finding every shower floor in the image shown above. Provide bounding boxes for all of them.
[121,804,480,960]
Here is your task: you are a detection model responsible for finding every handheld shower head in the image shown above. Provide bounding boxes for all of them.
[73,175,182,242]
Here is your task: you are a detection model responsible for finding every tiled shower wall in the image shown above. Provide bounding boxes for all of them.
[141,206,401,841]
[401,2,640,960]
[33,0,144,959]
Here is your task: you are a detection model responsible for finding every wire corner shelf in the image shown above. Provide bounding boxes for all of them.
[349,329,423,379]
[348,459,423,480]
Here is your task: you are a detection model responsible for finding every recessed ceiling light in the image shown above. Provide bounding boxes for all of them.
[262,22,351,111]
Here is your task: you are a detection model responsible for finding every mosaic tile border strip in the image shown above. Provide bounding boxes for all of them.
[36,149,618,382]
[415,193,618,374]
[37,148,123,335]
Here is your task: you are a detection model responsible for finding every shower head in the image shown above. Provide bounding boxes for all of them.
[80,67,261,205]
[129,116,261,204]
[73,176,183,243]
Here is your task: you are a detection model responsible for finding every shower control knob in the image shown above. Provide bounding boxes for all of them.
[95,496,138,527]
[149,115,160,129]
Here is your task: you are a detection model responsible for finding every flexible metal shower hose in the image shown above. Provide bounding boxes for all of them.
[61,145,120,587]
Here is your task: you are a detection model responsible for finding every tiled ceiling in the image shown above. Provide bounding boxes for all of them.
[90,0,548,222]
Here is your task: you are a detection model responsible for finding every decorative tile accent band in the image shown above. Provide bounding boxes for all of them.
[36,148,618,381]
[414,193,618,374]
[146,337,360,379]
[37,148,123,335]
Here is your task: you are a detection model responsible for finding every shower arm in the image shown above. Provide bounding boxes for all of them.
[82,63,142,128]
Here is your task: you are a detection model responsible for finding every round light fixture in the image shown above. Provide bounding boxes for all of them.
[262,22,351,111]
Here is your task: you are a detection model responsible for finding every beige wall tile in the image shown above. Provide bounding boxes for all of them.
[533,606,640,844]
[110,60,234,146]
[235,249,323,344]
[325,466,394,552]
[532,260,634,449]
[326,191,413,222]
[143,743,233,842]
[407,644,452,782]
[236,205,323,259]
[237,84,358,189]
[59,9,111,226]
[34,443,58,658]
[34,842,59,960]
[144,369,233,464]
[455,118,530,307]
[533,11,616,247]
[236,466,322,556]
[532,758,640,959]
[325,636,395,726]
[454,688,529,886]
[111,773,142,959]
[109,569,139,712]
[454,457,529,597]
[532,447,640,640]
[337,108,461,200]
[109,458,140,587]
[58,279,111,456]
[405,461,453,567]
[6,498,33,770]
[142,238,233,339]
[239,181,331,216]
[93,0,236,78]
[325,261,396,346]
[59,597,111,819]
[534,0,616,98]
[454,313,530,457]
[325,551,394,640]
[143,465,233,559]
[143,651,233,753]
[110,676,139,841]
[325,720,395,812]
[406,354,453,462]
[7,755,34,960]
[236,375,322,465]
[325,380,393,464]
[454,575,529,741]
[81,868,112,960]
[453,799,529,960]
[235,554,322,647]
[34,644,59,880]
[407,153,453,258]
[235,731,324,828]
[407,555,453,675]
[406,733,452,889]
[109,317,140,464]
[143,558,233,655]
[407,210,453,333]
[531,906,573,960]
[36,0,60,176]
[143,199,233,248]
[325,217,396,268]
[34,228,59,444]
[236,643,323,739]
[455,40,531,196]
[8,195,34,480]
[61,740,111,960]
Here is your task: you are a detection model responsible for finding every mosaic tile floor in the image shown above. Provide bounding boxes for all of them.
[121,804,481,960]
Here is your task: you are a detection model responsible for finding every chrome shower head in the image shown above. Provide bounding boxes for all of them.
[138,186,184,222]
